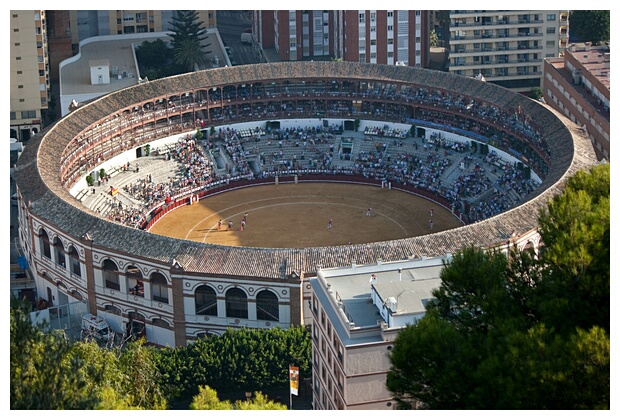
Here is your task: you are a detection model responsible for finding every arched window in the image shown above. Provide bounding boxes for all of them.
[39,228,51,259]
[225,288,248,319]
[256,290,279,321]
[126,265,144,297]
[68,246,81,277]
[102,259,120,290]
[53,237,66,268]
[151,272,168,304]
[104,304,122,315]
[127,311,146,339]
[196,285,218,316]
[152,318,169,328]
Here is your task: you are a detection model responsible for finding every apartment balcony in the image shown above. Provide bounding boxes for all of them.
[451,59,541,69]
[450,32,543,43]
[451,46,544,55]
[451,19,543,30]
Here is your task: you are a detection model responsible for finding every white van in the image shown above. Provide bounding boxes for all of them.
[81,314,114,341]
[241,32,253,44]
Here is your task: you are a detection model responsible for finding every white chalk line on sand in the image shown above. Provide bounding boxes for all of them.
[184,200,409,243]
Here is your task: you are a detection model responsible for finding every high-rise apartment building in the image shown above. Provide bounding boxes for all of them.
[253,10,430,67]
[543,43,610,161]
[68,10,216,45]
[448,10,569,93]
[10,10,50,142]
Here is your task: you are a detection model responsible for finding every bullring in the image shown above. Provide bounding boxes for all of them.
[14,61,597,347]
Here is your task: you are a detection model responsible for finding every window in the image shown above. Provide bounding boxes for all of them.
[152,318,169,328]
[68,246,81,277]
[256,290,279,321]
[18,85,23,89]
[126,265,143,297]
[547,14,556,21]
[321,309,326,328]
[21,110,36,119]
[359,13,365,24]
[547,27,556,34]
[14,42,20,46]
[151,272,169,304]
[54,238,66,268]
[39,228,51,259]
[546,40,556,48]
[104,304,122,315]
[196,285,218,316]
[10,112,16,120]
[102,259,120,290]
[226,288,248,318]
[387,25,393,31]
[16,57,21,61]
[387,11,393,18]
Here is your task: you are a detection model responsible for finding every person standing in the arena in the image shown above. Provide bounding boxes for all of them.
[328,219,333,229]
[228,220,233,231]
[366,208,372,217]
[429,208,434,218]
[218,219,222,230]
[429,219,433,230]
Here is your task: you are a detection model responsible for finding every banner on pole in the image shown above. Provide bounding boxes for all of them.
[289,366,299,396]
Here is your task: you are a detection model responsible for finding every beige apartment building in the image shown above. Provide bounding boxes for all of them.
[10,10,50,142]
[448,10,569,93]
[67,10,216,45]
[308,256,448,410]
[543,43,610,161]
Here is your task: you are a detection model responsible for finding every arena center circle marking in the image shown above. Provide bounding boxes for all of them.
[148,183,462,248]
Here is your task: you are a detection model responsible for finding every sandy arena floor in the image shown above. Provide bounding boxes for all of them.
[148,183,463,248]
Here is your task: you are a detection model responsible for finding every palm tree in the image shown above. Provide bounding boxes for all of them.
[173,38,206,72]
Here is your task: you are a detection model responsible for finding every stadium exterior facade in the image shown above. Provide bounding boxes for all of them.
[14,61,597,348]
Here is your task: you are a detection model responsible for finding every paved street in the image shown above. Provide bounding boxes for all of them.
[216,10,262,66]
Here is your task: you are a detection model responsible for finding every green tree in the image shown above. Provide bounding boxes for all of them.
[154,326,311,403]
[189,385,233,410]
[189,386,286,410]
[386,164,610,409]
[10,297,100,409]
[535,163,610,334]
[569,10,610,45]
[233,391,287,410]
[429,29,439,47]
[168,10,210,72]
[135,38,182,80]
[528,87,543,100]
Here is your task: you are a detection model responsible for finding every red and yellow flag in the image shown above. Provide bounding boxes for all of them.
[289,366,299,396]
